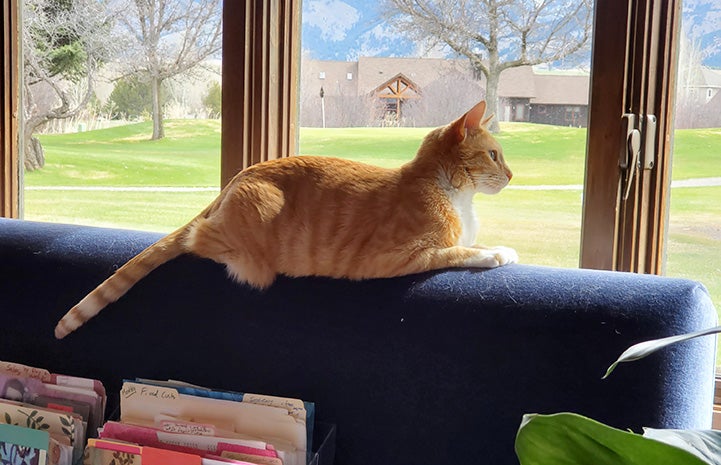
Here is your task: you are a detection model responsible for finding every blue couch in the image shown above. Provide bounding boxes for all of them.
[0,217,717,465]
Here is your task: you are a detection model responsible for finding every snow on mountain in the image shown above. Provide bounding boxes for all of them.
[301,0,721,68]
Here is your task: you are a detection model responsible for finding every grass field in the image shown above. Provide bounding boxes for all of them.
[23,120,721,337]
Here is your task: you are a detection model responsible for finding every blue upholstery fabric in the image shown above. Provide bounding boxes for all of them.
[0,217,717,465]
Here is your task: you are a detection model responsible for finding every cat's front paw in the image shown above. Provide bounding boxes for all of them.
[470,245,518,267]
[491,246,519,266]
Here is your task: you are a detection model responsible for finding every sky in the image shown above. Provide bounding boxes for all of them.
[301,0,417,61]
[301,0,721,68]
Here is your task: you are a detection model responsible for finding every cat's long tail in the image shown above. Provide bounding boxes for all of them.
[54,227,188,339]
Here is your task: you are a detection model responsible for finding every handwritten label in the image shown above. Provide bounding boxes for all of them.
[0,362,51,382]
[121,383,137,399]
[156,432,216,452]
[161,420,215,436]
[121,382,179,401]
[243,394,306,421]
[140,386,179,400]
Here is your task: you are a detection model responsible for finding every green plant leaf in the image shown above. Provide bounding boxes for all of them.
[515,412,709,465]
[643,429,721,465]
[604,325,721,379]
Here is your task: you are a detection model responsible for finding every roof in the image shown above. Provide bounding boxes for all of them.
[494,66,536,98]
[374,73,421,99]
[701,68,721,88]
[301,60,359,97]
[531,74,590,105]
[357,56,472,95]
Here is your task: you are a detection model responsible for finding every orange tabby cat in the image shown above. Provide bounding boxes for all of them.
[54,100,517,339]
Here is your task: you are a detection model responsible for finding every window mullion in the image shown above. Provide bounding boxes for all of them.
[618,0,681,274]
[220,0,300,187]
[582,0,680,274]
[1,0,20,219]
[580,0,633,271]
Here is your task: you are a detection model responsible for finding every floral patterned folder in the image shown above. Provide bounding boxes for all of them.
[0,423,49,465]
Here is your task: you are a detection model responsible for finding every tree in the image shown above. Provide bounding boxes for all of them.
[383,0,592,132]
[107,76,155,120]
[203,81,222,119]
[117,0,222,140]
[22,0,119,170]
[403,71,485,127]
[106,76,166,119]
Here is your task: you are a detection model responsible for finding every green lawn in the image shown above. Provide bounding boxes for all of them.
[23,120,721,340]
[25,120,221,187]
[299,123,589,184]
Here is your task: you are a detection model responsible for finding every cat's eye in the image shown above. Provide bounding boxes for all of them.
[489,150,498,161]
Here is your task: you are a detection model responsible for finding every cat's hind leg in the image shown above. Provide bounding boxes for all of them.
[222,253,276,290]
[185,217,277,290]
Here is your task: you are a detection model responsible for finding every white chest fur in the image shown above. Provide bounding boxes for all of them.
[448,187,479,247]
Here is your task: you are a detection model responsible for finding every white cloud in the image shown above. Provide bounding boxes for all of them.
[303,0,360,42]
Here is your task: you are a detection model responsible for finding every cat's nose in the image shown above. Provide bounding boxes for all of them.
[507,171,513,181]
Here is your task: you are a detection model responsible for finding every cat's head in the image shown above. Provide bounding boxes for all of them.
[418,101,513,195]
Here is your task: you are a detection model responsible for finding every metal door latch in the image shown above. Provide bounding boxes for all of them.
[620,113,656,200]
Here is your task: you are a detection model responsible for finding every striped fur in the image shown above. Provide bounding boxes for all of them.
[54,100,517,339]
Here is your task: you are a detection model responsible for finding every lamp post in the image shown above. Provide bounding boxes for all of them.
[320,86,326,128]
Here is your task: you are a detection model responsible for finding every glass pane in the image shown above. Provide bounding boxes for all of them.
[21,0,223,233]
[300,0,593,268]
[667,2,721,341]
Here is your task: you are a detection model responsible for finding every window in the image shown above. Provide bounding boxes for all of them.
[346,72,353,80]
[666,2,721,347]
[299,2,591,267]
[581,0,681,275]
[0,0,711,308]
[319,71,326,79]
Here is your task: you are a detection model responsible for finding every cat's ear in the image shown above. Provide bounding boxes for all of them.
[450,101,488,143]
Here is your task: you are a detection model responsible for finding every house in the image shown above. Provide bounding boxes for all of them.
[675,66,721,128]
[300,56,589,127]
[529,72,591,126]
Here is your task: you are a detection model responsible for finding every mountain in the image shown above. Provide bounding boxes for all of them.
[301,0,721,68]
[301,0,416,61]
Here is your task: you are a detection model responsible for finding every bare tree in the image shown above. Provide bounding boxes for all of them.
[117,0,222,140]
[383,0,592,132]
[22,0,120,170]
[403,71,485,126]
[674,30,721,129]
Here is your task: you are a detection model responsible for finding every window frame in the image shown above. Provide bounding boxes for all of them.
[0,0,682,276]
[581,0,681,273]
[220,0,301,187]
[1,0,19,219]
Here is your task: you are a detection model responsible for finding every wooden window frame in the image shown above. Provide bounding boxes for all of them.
[1,0,19,218]
[581,0,681,274]
[221,0,301,187]
[0,0,682,279]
